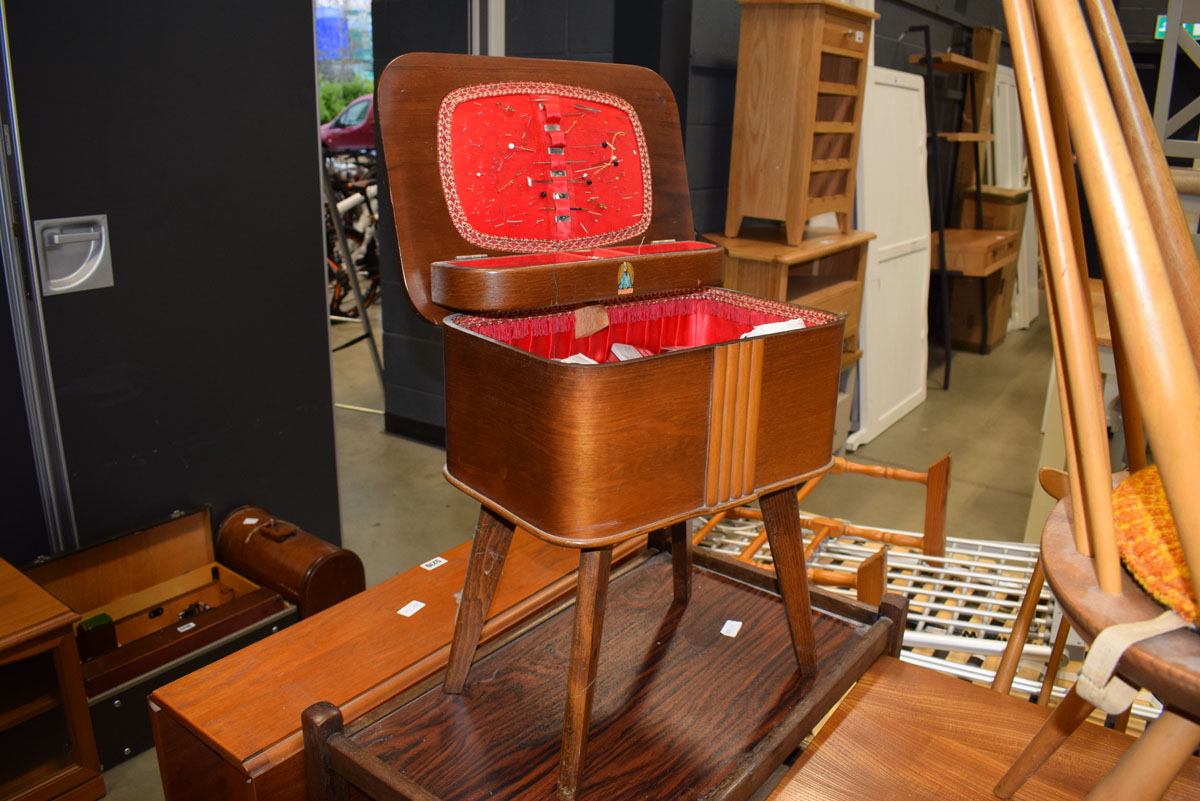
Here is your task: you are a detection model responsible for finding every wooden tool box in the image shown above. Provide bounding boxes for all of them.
[24,508,297,769]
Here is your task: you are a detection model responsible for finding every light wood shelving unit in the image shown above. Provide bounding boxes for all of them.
[725,0,879,245]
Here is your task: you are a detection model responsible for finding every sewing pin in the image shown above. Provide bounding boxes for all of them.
[574,104,600,114]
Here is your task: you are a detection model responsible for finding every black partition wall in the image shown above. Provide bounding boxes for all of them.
[1,0,341,564]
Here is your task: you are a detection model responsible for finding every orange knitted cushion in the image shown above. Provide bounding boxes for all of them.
[1113,465,1198,624]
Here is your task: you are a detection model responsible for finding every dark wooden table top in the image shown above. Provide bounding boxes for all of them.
[348,553,889,801]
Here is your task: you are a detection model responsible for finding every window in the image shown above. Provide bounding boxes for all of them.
[339,99,369,127]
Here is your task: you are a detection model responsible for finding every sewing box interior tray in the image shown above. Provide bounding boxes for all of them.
[378,54,846,545]
[339,551,898,801]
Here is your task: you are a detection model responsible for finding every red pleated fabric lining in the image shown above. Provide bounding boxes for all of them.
[452,288,839,362]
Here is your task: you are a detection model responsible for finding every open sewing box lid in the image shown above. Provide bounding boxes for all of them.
[376,52,722,325]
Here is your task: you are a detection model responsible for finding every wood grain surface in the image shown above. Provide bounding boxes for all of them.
[431,248,723,313]
[24,510,213,617]
[0,561,103,801]
[725,3,874,242]
[81,588,288,697]
[770,656,1200,800]
[704,228,874,270]
[442,310,843,545]
[348,554,873,801]
[930,229,1020,277]
[1041,496,1200,718]
[150,530,645,771]
[444,507,517,694]
[376,53,698,325]
[0,559,76,650]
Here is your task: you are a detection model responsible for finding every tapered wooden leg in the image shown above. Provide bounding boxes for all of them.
[1038,618,1072,706]
[994,686,1095,797]
[993,558,1045,695]
[669,521,691,603]
[556,546,612,801]
[1109,706,1132,734]
[760,486,818,676]
[302,702,348,801]
[1085,708,1200,800]
[444,505,516,694]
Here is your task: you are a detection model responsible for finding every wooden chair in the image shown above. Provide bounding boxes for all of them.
[992,0,1200,796]
[693,453,950,603]
[758,473,1200,801]
[769,0,1200,798]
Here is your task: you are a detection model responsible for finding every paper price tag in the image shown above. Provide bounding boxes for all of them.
[177,621,197,633]
[242,517,259,525]
[398,600,426,617]
[720,620,743,638]
[420,556,448,571]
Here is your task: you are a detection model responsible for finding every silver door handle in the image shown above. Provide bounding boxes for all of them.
[48,230,101,245]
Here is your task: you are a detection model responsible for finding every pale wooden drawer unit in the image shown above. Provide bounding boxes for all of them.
[705,226,874,372]
[725,0,879,245]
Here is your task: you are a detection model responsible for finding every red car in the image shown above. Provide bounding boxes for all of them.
[320,94,375,152]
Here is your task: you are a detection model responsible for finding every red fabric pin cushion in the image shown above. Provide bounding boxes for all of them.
[1113,464,1198,624]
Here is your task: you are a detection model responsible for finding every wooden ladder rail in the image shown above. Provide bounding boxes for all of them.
[691,454,951,604]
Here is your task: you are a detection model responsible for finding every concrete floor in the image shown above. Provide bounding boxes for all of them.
[101,296,1053,800]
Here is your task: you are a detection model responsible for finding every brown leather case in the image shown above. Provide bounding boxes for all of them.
[216,506,365,618]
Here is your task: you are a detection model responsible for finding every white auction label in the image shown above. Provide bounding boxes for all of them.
[177,621,197,633]
[397,600,426,617]
[242,517,259,525]
[720,620,743,638]
[420,556,448,571]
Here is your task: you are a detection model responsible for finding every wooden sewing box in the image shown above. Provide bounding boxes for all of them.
[381,53,848,541]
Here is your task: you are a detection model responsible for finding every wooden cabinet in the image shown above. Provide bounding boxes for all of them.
[725,0,878,244]
[705,227,874,370]
[931,229,1021,352]
[0,560,103,801]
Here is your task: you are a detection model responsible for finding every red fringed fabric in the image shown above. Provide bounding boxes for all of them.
[437,82,652,253]
[452,288,840,362]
